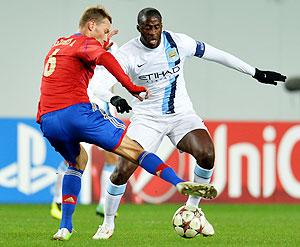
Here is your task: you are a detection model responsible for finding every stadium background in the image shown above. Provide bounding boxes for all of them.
[1,0,300,205]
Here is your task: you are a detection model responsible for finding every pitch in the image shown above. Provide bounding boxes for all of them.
[0,204,299,246]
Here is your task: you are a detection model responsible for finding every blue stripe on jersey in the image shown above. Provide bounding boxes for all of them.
[162,31,180,114]
[195,41,205,58]
[167,75,179,113]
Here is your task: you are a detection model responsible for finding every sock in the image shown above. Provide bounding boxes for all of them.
[186,165,213,207]
[99,164,115,205]
[53,173,63,204]
[138,151,184,186]
[53,162,67,204]
[60,166,83,232]
[103,179,127,230]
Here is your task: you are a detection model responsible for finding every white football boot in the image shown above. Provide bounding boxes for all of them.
[199,209,215,236]
[92,224,114,240]
[176,182,217,199]
[52,228,72,241]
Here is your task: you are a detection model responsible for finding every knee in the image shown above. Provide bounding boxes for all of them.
[193,145,215,170]
[110,158,137,185]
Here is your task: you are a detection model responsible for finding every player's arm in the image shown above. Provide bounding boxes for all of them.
[92,87,132,113]
[89,72,132,113]
[79,38,147,100]
[96,52,147,100]
[91,82,132,113]
[195,41,286,85]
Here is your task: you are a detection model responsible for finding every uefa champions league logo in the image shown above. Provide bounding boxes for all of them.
[0,123,57,195]
[126,123,300,203]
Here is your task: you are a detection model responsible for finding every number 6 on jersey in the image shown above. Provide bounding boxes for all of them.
[43,49,60,77]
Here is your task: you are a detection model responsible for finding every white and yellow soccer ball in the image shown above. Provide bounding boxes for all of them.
[172,205,203,238]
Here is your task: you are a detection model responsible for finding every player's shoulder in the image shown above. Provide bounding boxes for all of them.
[55,34,101,49]
[164,30,194,44]
[118,37,141,53]
[71,33,103,47]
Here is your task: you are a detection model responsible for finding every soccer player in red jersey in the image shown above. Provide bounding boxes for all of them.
[37,6,217,241]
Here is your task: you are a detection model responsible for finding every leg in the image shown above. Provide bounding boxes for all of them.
[96,151,119,216]
[40,108,89,240]
[93,134,216,240]
[95,117,164,238]
[56,145,88,238]
[93,136,184,239]
[176,129,215,236]
[114,135,185,186]
[177,128,215,206]
[87,107,216,239]
[50,161,67,220]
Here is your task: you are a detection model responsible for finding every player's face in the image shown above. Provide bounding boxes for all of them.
[138,16,162,49]
[91,18,111,45]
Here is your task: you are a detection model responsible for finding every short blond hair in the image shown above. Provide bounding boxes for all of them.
[79,6,112,28]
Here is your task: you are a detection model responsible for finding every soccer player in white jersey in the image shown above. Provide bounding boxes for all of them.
[95,7,286,239]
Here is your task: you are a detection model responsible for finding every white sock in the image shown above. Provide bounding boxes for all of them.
[186,165,213,208]
[53,161,67,204]
[103,179,127,230]
[99,164,115,205]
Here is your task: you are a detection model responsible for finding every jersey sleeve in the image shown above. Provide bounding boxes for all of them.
[77,37,106,63]
[202,43,255,76]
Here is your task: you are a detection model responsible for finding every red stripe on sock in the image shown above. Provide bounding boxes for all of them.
[155,163,169,177]
[62,195,77,205]
[65,160,76,167]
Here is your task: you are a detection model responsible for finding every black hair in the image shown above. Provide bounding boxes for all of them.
[137,7,162,25]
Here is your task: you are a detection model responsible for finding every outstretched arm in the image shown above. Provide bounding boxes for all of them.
[200,43,286,85]
[96,52,147,100]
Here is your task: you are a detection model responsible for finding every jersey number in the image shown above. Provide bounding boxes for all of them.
[43,48,60,77]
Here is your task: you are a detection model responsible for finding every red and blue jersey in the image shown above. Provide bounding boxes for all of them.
[37,33,106,123]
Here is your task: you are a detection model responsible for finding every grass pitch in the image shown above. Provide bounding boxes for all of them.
[0,204,299,246]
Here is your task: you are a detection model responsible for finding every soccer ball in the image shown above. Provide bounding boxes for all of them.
[172,205,203,238]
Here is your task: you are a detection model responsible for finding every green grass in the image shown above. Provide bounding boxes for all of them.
[0,204,299,246]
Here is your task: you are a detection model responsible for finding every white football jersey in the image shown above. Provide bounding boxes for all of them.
[116,30,204,117]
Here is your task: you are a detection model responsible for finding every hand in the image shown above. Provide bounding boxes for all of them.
[108,29,119,40]
[131,87,149,101]
[110,96,132,113]
[103,29,119,50]
[253,68,286,85]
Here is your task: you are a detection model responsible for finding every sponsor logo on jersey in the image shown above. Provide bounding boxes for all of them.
[138,65,180,82]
